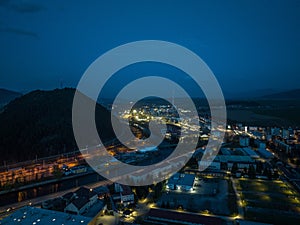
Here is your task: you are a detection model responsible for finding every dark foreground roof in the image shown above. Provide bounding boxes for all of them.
[0,206,90,225]
[72,197,90,210]
[147,208,223,225]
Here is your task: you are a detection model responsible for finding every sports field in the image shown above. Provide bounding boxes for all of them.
[236,178,300,224]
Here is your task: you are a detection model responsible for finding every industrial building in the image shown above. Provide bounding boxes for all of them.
[198,155,256,171]
[0,206,91,225]
[166,173,195,191]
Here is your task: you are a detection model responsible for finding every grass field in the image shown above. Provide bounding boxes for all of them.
[226,99,300,126]
[236,178,300,224]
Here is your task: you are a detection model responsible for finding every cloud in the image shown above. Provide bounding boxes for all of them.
[0,0,44,13]
[0,27,38,38]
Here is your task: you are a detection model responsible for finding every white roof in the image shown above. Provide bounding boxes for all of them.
[138,146,158,153]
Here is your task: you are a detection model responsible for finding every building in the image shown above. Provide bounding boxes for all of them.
[166,173,195,191]
[113,183,134,206]
[239,136,250,147]
[129,161,174,184]
[274,139,291,153]
[137,146,158,153]
[120,185,135,205]
[65,197,90,215]
[282,129,290,139]
[0,206,91,225]
[199,155,256,171]
[93,185,110,199]
[220,148,232,155]
[242,147,260,159]
[145,208,223,225]
[64,187,98,215]
[254,139,267,149]
[251,131,264,139]
[75,187,98,205]
[42,197,65,211]
[257,148,274,159]
[65,165,87,176]
[271,127,281,136]
[62,192,76,204]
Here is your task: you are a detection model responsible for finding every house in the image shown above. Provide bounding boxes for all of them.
[64,187,98,215]
[75,187,98,205]
[65,196,90,215]
[93,185,110,199]
[112,183,134,206]
[120,185,134,205]
[62,192,75,204]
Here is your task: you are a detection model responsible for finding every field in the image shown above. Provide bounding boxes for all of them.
[227,99,300,127]
[226,109,292,127]
[236,178,300,224]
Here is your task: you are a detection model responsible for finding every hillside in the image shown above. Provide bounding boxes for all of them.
[0,88,22,107]
[0,88,117,163]
[261,89,300,100]
[225,89,300,127]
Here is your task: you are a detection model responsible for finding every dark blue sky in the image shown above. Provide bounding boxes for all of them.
[0,0,299,97]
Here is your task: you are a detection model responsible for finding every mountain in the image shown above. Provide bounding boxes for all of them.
[0,88,117,163]
[224,88,284,100]
[260,89,300,100]
[0,88,22,107]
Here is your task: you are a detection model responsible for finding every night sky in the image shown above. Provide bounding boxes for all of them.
[0,0,299,98]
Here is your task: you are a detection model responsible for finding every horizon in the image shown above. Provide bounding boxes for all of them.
[1,86,299,101]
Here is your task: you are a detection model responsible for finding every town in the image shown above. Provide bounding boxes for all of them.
[1,1,299,224]
[1,101,300,225]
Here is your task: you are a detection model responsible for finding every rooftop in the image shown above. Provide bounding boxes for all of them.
[167,173,195,187]
[121,185,133,196]
[242,147,260,158]
[62,192,75,200]
[0,206,90,225]
[147,208,223,225]
[75,186,97,199]
[138,146,158,153]
[257,148,274,158]
[72,196,90,210]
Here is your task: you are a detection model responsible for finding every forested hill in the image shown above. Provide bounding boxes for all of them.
[0,88,116,163]
[0,88,22,107]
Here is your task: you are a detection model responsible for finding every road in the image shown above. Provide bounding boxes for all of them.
[230,177,244,219]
